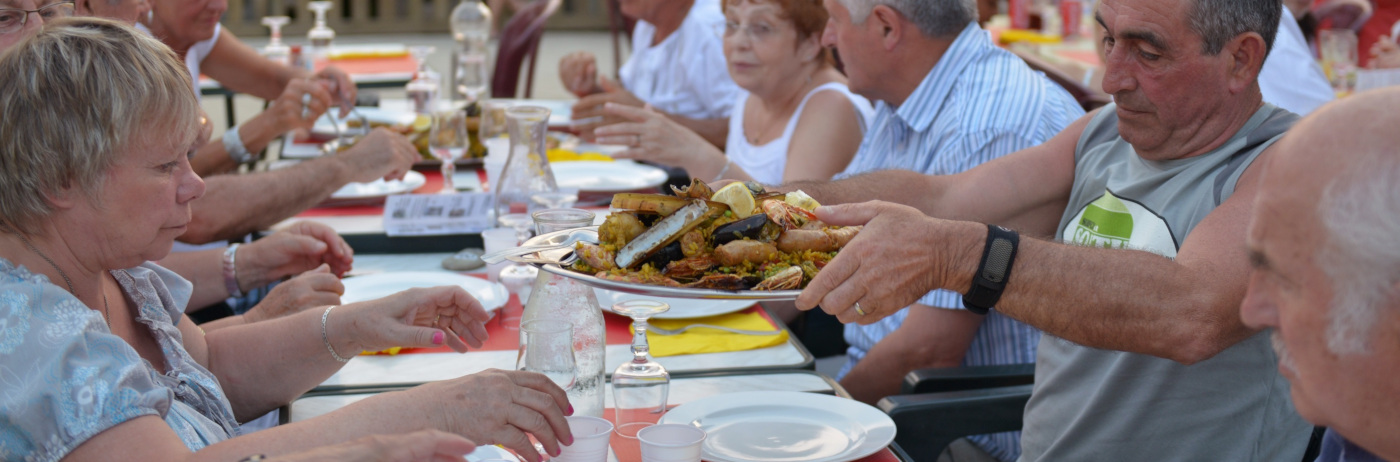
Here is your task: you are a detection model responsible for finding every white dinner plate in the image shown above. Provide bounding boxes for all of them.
[341,271,509,314]
[330,170,427,200]
[550,161,668,193]
[659,391,896,462]
[312,107,419,137]
[594,290,755,319]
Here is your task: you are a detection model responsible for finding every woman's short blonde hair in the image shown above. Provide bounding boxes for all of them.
[0,17,199,235]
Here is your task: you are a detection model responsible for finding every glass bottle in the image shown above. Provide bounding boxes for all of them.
[519,272,606,418]
[449,0,493,102]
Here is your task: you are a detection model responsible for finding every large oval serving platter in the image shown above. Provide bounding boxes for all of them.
[519,227,803,301]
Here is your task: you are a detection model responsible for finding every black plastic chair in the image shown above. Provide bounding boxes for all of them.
[878,364,1034,461]
[883,363,1324,462]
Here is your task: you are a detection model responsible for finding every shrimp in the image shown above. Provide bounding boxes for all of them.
[664,254,719,280]
[714,240,780,266]
[754,266,803,291]
[776,226,861,253]
[596,271,683,287]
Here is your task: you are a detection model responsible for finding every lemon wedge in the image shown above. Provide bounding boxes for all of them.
[712,182,758,218]
[785,190,821,211]
[411,114,432,133]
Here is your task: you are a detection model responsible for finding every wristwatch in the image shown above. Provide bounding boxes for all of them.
[962,224,1020,315]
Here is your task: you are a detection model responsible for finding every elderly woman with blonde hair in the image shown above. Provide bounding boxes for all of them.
[0,17,570,462]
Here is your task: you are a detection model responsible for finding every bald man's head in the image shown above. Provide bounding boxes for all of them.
[1240,87,1400,459]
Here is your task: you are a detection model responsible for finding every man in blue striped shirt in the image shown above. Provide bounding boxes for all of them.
[805,0,1083,460]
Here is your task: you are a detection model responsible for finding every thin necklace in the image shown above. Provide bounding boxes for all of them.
[6,228,112,330]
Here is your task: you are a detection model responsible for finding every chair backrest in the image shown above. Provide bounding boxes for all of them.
[880,385,1033,462]
[492,0,563,99]
[605,0,637,76]
[1013,49,1111,112]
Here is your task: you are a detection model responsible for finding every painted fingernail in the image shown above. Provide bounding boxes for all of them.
[432,331,444,345]
[567,404,574,415]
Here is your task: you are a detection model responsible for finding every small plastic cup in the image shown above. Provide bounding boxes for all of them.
[532,208,595,235]
[480,227,517,284]
[637,424,705,462]
[552,415,614,462]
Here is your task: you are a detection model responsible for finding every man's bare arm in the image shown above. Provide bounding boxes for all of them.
[839,305,984,404]
[802,146,1272,364]
[183,158,351,244]
[780,110,1094,238]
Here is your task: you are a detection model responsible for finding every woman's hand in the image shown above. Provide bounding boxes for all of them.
[1370,35,1400,69]
[236,222,353,291]
[570,76,646,141]
[595,103,724,175]
[266,78,336,131]
[338,286,493,354]
[270,429,477,462]
[559,51,601,97]
[243,265,344,324]
[406,369,573,462]
[314,66,357,117]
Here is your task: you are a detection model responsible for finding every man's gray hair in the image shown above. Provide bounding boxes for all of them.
[837,0,976,38]
[1317,153,1400,354]
[1188,0,1281,55]
[0,17,199,235]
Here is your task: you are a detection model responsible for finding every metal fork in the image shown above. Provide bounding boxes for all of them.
[646,324,781,336]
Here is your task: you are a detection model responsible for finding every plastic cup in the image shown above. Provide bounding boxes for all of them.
[480,227,517,284]
[532,208,595,235]
[552,415,614,462]
[637,424,705,462]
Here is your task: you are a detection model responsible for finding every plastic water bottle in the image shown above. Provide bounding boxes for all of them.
[519,272,606,418]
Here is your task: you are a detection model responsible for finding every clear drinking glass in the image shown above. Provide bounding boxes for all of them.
[532,208,595,235]
[456,51,491,103]
[405,46,440,114]
[1320,29,1359,95]
[531,189,580,210]
[517,319,578,390]
[430,109,470,193]
[611,299,671,438]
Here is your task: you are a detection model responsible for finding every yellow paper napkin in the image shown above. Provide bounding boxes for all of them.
[643,309,789,357]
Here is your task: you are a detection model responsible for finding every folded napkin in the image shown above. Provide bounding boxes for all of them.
[643,308,789,357]
[546,148,613,163]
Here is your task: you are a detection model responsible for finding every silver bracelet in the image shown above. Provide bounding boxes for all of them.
[711,159,732,183]
[222,244,243,298]
[321,305,352,362]
[222,124,253,164]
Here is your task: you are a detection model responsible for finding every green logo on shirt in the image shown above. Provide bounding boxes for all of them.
[1073,192,1134,248]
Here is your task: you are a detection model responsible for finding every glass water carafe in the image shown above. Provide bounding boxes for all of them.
[519,272,606,418]
[493,106,558,219]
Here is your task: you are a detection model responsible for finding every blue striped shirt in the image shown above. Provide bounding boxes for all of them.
[833,22,1083,462]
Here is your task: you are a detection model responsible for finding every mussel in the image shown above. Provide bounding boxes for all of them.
[711,214,779,246]
[643,241,685,270]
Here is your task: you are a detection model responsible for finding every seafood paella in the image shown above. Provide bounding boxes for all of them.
[569,180,861,291]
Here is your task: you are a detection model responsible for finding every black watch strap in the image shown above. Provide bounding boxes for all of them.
[963,224,1019,315]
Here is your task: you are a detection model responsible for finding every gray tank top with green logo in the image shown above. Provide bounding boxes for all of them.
[1019,103,1312,461]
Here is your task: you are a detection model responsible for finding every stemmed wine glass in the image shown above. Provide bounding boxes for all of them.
[429,109,470,193]
[405,46,440,114]
[530,189,580,210]
[611,299,671,438]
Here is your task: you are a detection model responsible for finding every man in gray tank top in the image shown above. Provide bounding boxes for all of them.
[788,0,1314,459]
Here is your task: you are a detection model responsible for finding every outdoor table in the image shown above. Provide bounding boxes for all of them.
[286,371,911,462]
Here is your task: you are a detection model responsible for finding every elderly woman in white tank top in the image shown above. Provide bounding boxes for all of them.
[596,0,873,185]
